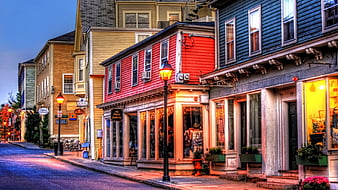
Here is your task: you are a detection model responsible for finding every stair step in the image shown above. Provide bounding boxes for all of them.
[267,176,299,184]
[219,173,247,182]
[257,181,299,190]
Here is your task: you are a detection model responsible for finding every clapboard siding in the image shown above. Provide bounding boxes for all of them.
[217,0,336,69]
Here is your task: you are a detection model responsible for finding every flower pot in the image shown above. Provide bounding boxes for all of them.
[295,155,328,166]
[239,154,262,163]
[193,159,203,176]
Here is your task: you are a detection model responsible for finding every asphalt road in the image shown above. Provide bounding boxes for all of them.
[0,142,163,190]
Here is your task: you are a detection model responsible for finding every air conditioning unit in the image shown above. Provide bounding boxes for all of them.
[142,71,151,80]
[114,81,120,90]
[176,73,190,83]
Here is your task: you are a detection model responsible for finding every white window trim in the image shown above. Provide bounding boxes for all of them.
[62,73,74,94]
[115,62,121,91]
[167,11,181,23]
[160,39,169,67]
[248,5,262,56]
[131,54,139,87]
[225,18,236,64]
[135,32,152,43]
[281,0,297,46]
[144,47,152,72]
[123,11,152,28]
[321,0,338,32]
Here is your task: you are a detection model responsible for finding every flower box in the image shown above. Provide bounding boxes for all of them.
[205,154,225,163]
[296,155,328,166]
[239,154,262,163]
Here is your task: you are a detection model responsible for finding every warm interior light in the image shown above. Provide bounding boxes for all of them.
[319,85,325,90]
[56,93,65,104]
[7,108,12,113]
[159,60,173,81]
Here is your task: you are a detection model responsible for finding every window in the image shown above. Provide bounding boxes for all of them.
[132,55,138,86]
[79,59,84,81]
[63,74,74,94]
[115,62,121,91]
[215,101,225,147]
[169,13,180,25]
[248,6,261,55]
[125,12,150,28]
[144,48,152,72]
[282,0,296,43]
[136,33,152,43]
[108,65,113,94]
[183,107,203,158]
[225,19,235,62]
[160,40,168,66]
[323,0,338,30]
[249,93,261,147]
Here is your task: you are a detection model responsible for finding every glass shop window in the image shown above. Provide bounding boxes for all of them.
[129,115,138,158]
[329,78,338,149]
[158,107,174,159]
[106,119,111,157]
[112,121,117,157]
[118,121,123,157]
[249,93,261,147]
[150,110,155,159]
[183,107,203,158]
[141,112,147,159]
[228,99,235,150]
[305,80,327,146]
[215,101,225,146]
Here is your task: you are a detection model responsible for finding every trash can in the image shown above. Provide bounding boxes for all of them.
[83,150,89,158]
[54,142,63,156]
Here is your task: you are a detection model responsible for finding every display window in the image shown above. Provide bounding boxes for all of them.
[183,106,203,158]
[215,101,225,147]
[304,78,338,149]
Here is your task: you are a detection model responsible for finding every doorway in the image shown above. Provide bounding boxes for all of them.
[288,102,298,170]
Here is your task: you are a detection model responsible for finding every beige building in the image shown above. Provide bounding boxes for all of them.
[35,31,79,143]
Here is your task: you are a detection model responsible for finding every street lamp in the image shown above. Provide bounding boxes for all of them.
[159,60,173,182]
[56,93,65,156]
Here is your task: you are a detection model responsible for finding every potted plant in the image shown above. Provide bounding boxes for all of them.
[205,147,225,163]
[300,176,330,190]
[239,146,262,163]
[192,150,203,176]
[296,143,328,166]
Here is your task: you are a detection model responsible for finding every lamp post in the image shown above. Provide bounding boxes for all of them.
[56,93,65,156]
[159,60,173,182]
[7,107,12,141]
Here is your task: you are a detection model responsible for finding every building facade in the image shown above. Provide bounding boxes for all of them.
[97,22,215,174]
[35,32,80,144]
[73,0,215,160]
[204,0,338,188]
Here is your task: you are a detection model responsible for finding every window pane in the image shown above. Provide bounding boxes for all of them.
[106,120,111,157]
[183,107,203,158]
[145,49,152,71]
[329,79,338,148]
[228,100,234,150]
[216,101,225,147]
[169,13,179,25]
[249,93,261,147]
[226,20,235,60]
[138,13,149,28]
[125,13,136,28]
[141,112,147,158]
[149,111,155,159]
[64,75,73,93]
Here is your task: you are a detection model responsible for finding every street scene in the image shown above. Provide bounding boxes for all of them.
[1,0,338,190]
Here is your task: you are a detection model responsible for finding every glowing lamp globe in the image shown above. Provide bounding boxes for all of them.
[56,93,65,104]
[159,61,173,81]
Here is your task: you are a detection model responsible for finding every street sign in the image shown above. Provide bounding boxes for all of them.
[38,108,49,115]
[57,110,62,118]
[77,98,88,107]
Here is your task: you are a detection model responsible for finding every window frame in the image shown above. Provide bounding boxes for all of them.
[168,12,181,25]
[108,65,113,94]
[63,74,74,94]
[281,0,297,45]
[225,18,236,63]
[132,54,139,86]
[78,59,84,81]
[248,6,262,56]
[135,32,152,43]
[123,11,151,28]
[322,0,338,32]
[115,62,121,92]
[160,39,169,67]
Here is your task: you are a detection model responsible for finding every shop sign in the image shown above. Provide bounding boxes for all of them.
[74,108,85,115]
[38,108,49,115]
[77,98,88,107]
[111,109,123,121]
[69,113,77,121]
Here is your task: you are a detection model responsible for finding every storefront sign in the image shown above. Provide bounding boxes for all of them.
[38,108,49,115]
[69,113,77,121]
[74,108,85,115]
[111,109,123,121]
[77,98,88,107]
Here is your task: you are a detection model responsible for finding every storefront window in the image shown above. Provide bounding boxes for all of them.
[150,110,155,159]
[183,107,203,158]
[158,109,164,159]
[249,93,261,147]
[106,119,111,157]
[215,101,225,147]
[141,112,146,158]
[129,115,138,158]
[228,99,235,150]
[305,80,326,146]
[329,78,338,149]
[118,121,123,157]
[112,121,117,157]
[157,107,174,159]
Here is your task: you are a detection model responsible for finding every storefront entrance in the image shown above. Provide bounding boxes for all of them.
[288,102,298,170]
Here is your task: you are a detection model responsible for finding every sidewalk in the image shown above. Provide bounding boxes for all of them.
[10,142,268,190]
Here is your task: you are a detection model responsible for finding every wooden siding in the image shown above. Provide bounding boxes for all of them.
[217,0,337,69]
[181,34,215,84]
[91,31,136,75]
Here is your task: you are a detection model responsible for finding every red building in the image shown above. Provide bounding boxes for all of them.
[97,22,215,175]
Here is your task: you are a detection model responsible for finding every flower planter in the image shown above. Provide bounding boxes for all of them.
[239,154,262,163]
[205,154,225,163]
[192,159,203,176]
[295,155,328,166]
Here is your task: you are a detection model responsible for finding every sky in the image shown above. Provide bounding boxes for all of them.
[0,0,77,105]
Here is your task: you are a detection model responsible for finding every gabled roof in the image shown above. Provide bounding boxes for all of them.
[80,0,116,32]
[100,22,215,66]
[49,31,75,43]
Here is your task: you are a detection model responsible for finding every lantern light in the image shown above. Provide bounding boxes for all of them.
[159,60,173,81]
[56,93,65,104]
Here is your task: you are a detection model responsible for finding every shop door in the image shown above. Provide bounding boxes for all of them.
[240,102,247,169]
[129,115,138,160]
[288,102,298,170]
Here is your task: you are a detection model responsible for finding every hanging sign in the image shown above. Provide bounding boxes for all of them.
[69,113,77,121]
[111,109,123,121]
[77,98,88,107]
[38,108,49,115]
[74,108,85,115]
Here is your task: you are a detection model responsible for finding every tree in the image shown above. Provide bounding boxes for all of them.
[25,107,41,143]
[8,92,21,109]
